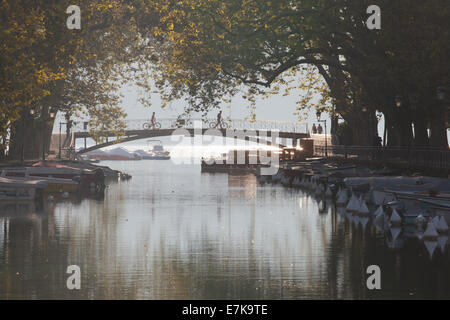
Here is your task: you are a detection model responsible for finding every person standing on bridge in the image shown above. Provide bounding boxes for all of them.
[317,124,323,134]
[150,112,156,128]
[64,113,73,146]
[312,123,317,134]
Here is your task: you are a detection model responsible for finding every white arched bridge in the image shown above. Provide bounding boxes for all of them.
[68,118,310,154]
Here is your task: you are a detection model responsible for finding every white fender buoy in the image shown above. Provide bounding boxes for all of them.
[353,197,363,214]
[360,217,369,230]
[390,227,402,242]
[424,241,438,258]
[437,216,449,233]
[352,215,360,227]
[346,194,359,212]
[374,209,385,227]
[432,216,440,228]
[358,200,370,216]
[424,221,439,240]
[416,230,424,241]
[374,206,384,217]
[336,190,348,207]
[62,191,70,199]
[390,209,402,226]
[437,235,448,252]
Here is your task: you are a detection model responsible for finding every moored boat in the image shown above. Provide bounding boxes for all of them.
[0,177,47,201]
[138,140,171,160]
[1,167,80,193]
[417,198,450,212]
[2,162,105,194]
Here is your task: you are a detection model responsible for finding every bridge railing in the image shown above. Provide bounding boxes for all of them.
[71,118,309,134]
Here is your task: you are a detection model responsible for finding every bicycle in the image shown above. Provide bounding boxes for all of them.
[209,119,229,129]
[143,122,161,130]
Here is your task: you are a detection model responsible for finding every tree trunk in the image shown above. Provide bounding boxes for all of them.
[346,115,373,146]
[429,115,448,148]
[385,110,413,147]
[399,118,414,146]
[330,113,339,145]
[385,115,398,146]
[412,112,429,147]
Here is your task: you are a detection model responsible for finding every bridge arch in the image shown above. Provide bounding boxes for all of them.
[69,118,309,154]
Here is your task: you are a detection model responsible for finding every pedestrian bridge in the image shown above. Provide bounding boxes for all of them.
[69,118,310,154]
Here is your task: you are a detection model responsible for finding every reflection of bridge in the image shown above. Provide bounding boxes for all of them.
[69,118,310,154]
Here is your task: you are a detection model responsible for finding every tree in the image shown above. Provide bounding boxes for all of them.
[2,1,154,159]
[146,0,450,147]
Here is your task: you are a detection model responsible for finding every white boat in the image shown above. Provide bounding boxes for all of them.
[0,177,47,201]
[138,140,171,160]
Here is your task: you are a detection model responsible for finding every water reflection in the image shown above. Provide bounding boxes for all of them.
[0,161,450,299]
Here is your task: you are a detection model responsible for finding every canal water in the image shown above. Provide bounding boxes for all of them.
[1,157,450,299]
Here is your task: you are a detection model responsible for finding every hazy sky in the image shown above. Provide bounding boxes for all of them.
[118,84,387,137]
[120,84,320,124]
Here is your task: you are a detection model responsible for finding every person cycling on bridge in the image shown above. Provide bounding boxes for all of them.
[217,111,223,129]
[150,112,156,128]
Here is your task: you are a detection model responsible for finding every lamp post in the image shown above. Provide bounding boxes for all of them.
[316,111,328,157]
[22,106,38,162]
[395,95,403,108]
[437,86,446,102]
[436,86,447,150]
[59,122,63,159]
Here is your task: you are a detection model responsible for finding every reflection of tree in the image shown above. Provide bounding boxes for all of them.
[3,171,450,299]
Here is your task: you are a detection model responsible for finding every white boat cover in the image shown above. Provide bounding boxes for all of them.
[424,221,439,238]
[0,177,47,189]
[390,209,402,224]
[374,206,384,217]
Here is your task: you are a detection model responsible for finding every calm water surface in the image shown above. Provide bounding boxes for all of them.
[1,159,450,299]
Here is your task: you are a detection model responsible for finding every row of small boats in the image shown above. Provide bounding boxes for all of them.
[0,162,109,202]
[258,162,450,233]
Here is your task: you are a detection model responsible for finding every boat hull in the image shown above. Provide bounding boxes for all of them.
[142,156,171,160]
